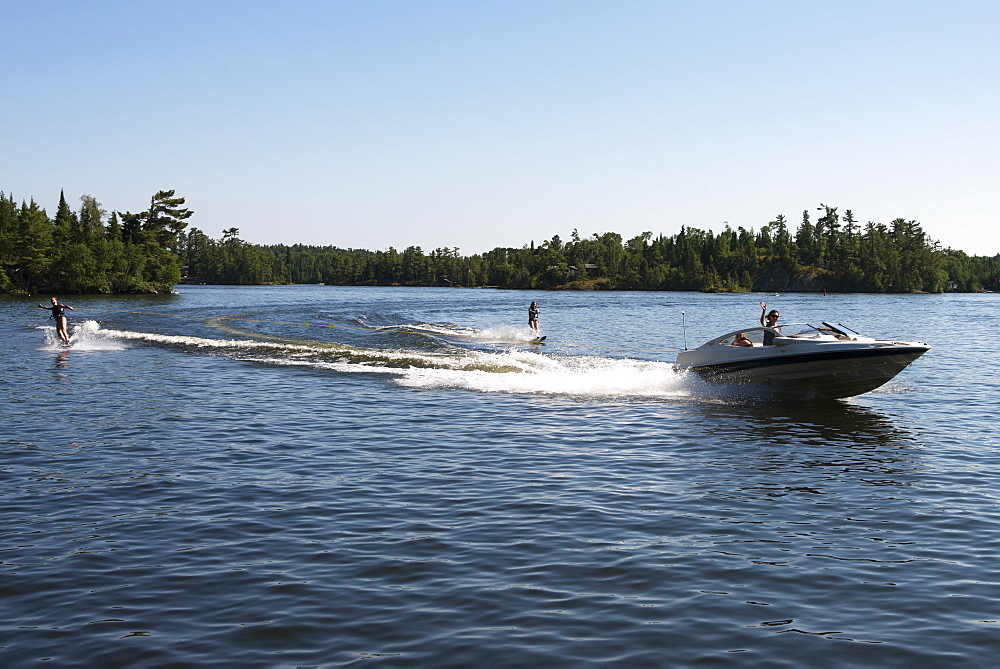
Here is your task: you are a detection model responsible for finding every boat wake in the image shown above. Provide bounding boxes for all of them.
[72,321,693,399]
[392,354,686,397]
[364,318,542,345]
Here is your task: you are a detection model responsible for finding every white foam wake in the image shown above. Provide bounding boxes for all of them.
[392,354,689,398]
[54,322,694,399]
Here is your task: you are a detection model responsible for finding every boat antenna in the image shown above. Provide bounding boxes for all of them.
[681,311,688,351]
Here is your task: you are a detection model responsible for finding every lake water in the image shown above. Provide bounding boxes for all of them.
[2,285,998,666]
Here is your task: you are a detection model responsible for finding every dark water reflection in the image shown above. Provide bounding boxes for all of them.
[675,400,923,490]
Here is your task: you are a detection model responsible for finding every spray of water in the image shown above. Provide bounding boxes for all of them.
[393,354,690,398]
[69,321,696,399]
[37,320,127,351]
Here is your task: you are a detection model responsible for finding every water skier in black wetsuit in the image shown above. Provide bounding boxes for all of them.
[39,297,74,343]
[526,301,546,342]
[528,301,539,331]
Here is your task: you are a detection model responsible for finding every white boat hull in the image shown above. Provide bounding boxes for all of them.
[676,345,928,399]
[674,323,929,400]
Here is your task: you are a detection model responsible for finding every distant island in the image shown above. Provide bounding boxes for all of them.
[2,189,997,295]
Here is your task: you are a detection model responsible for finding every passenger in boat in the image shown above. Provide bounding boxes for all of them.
[528,301,539,331]
[732,332,753,347]
[38,297,74,343]
[759,302,780,345]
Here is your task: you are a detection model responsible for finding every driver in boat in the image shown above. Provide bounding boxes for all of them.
[732,332,753,347]
[759,302,780,345]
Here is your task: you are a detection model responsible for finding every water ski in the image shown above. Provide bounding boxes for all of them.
[531,336,546,343]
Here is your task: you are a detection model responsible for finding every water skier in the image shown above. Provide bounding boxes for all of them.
[39,297,74,343]
[528,301,539,331]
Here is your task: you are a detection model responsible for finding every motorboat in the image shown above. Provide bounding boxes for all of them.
[674,322,929,400]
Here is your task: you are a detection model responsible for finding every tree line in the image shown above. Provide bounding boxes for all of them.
[186,205,998,293]
[0,189,191,294]
[3,190,998,294]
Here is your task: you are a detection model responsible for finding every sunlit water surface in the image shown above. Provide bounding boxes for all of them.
[2,286,998,666]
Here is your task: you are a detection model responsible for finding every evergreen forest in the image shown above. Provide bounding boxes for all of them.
[1,190,192,294]
[3,190,999,294]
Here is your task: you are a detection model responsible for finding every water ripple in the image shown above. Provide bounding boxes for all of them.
[2,288,998,665]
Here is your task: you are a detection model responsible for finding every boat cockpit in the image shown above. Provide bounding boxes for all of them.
[701,322,875,349]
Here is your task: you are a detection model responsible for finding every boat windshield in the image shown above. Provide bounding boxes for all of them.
[783,323,864,340]
[718,329,766,347]
[702,322,870,348]
[707,326,783,347]
[822,322,862,336]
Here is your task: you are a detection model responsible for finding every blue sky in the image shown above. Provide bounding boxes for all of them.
[4,0,998,255]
